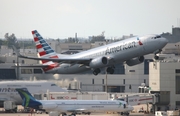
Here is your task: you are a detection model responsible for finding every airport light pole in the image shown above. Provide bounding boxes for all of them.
[16,49,20,80]
[105,39,108,93]
[105,67,108,93]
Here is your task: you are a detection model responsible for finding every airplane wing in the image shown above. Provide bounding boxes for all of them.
[11,64,49,68]
[12,46,92,65]
[18,54,92,64]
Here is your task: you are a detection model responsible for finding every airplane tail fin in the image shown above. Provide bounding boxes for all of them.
[16,88,42,109]
[32,30,59,72]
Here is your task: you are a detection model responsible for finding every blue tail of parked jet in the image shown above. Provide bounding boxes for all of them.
[16,88,42,109]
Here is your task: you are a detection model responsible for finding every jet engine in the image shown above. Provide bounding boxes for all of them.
[126,56,144,66]
[89,57,109,68]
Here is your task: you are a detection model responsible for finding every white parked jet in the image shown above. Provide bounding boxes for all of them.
[0,81,67,107]
[17,30,168,75]
[16,88,133,116]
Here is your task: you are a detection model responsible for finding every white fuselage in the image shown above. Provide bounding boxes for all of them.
[40,100,133,113]
[46,35,168,74]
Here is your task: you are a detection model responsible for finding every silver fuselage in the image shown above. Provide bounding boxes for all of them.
[46,35,168,74]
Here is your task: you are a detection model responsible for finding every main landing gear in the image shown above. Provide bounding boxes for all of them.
[154,55,159,60]
[93,66,115,76]
[119,112,129,116]
[106,67,115,74]
[61,113,76,116]
[93,68,101,76]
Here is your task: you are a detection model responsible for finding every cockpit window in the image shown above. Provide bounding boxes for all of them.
[152,35,161,39]
[156,36,161,38]
[51,84,57,86]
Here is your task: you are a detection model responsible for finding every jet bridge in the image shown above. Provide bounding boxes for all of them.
[114,93,158,113]
[116,93,157,106]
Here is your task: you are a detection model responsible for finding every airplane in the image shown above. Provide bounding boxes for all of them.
[16,88,134,116]
[15,30,168,75]
[0,81,67,108]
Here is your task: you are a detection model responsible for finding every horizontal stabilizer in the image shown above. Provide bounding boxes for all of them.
[12,64,49,68]
[18,54,92,64]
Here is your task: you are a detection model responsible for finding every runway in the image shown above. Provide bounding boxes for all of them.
[0,113,155,116]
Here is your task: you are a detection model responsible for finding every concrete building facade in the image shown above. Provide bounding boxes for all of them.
[149,60,180,110]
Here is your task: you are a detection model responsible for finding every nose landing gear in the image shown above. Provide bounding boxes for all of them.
[154,55,159,60]
[154,49,162,60]
[93,66,115,75]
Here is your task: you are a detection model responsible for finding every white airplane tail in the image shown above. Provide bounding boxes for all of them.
[32,30,59,72]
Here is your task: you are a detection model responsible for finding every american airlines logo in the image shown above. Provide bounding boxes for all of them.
[105,37,143,55]
[105,41,136,55]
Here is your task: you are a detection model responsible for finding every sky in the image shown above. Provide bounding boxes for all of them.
[0,0,180,39]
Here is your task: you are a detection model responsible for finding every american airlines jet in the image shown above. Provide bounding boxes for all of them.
[17,30,168,75]
[16,88,133,116]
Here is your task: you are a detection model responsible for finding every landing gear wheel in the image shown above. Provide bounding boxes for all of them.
[71,113,76,116]
[109,69,114,74]
[93,71,98,75]
[62,113,67,116]
[106,67,115,74]
[93,68,100,75]
[154,55,159,60]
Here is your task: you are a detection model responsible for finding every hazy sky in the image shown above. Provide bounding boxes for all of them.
[0,0,180,39]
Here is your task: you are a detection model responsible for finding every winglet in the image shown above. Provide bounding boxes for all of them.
[16,88,42,109]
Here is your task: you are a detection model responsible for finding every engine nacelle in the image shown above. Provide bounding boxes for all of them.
[89,57,109,68]
[126,56,144,66]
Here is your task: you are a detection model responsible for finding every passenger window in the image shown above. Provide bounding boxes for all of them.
[51,84,57,86]
[156,36,161,38]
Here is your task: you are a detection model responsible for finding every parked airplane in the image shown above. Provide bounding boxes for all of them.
[16,30,168,75]
[16,88,133,116]
[0,81,67,107]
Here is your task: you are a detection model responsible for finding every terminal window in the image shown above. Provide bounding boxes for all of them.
[113,64,125,74]
[175,69,180,73]
[144,59,153,74]
[33,69,43,74]
[21,69,32,74]
[0,69,16,79]
[176,76,180,94]
[106,86,125,92]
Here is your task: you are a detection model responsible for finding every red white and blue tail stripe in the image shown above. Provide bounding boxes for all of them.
[32,30,59,72]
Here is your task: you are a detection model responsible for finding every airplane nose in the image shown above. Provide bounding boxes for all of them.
[160,37,168,45]
[162,37,168,44]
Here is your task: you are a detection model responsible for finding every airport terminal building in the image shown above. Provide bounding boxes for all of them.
[0,27,180,110]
